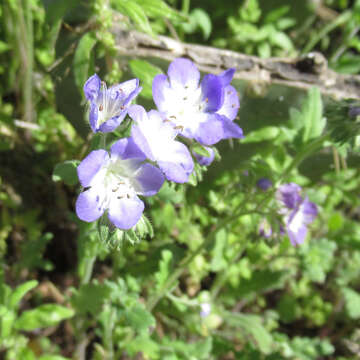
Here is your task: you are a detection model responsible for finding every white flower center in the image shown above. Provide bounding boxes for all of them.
[162,85,208,132]
[90,157,139,211]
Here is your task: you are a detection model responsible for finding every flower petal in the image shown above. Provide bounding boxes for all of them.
[108,196,144,230]
[158,142,194,183]
[201,74,224,112]
[220,116,244,139]
[287,223,308,246]
[277,183,302,209]
[75,188,105,222]
[98,113,126,133]
[218,68,235,87]
[134,163,164,196]
[152,74,170,111]
[110,137,146,161]
[194,114,224,146]
[84,74,101,101]
[77,149,109,187]
[217,85,239,121]
[168,58,200,90]
[89,102,98,132]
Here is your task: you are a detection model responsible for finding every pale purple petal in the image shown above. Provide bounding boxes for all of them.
[200,74,224,112]
[110,137,146,161]
[259,219,272,238]
[152,74,170,111]
[194,114,224,146]
[128,104,147,122]
[217,85,239,121]
[108,196,144,230]
[299,198,318,224]
[75,188,105,222]
[98,113,127,133]
[77,149,109,187]
[194,146,215,166]
[168,58,200,90]
[219,68,235,87]
[158,142,194,183]
[134,163,164,196]
[89,102,98,132]
[277,183,302,210]
[287,223,308,246]
[84,74,100,101]
[220,116,244,139]
[131,124,155,161]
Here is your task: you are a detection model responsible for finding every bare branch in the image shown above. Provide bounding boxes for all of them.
[112,25,360,100]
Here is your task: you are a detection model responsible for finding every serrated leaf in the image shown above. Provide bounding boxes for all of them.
[52,160,80,186]
[71,283,111,315]
[124,305,155,333]
[129,59,163,99]
[15,304,74,331]
[9,280,38,309]
[73,32,97,96]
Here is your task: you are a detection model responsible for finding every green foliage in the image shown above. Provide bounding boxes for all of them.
[2,0,360,358]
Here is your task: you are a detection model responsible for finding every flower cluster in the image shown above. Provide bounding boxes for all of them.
[76,58,243,230]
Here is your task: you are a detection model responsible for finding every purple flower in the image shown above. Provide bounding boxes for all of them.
[277,183,318,246]
[128,105,194,183]
[84,74,142,133]
[152,58,243,146]
[75,137,164,230]
[256,178,272,191]
[193,146,215,166]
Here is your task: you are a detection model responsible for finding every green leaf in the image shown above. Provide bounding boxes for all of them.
[210,229,227,271]
[343,287,360,319]
[9,280,38,309]
[52,160,80,186]
[129,59,163,99]
[154,249,173,290]
[15,304,74,331]
[189,8,212,39]
[39,356,70,360]
[71,283,111,315]
[192,144,211,157]
[223,312,273,354]
[134,0,182,21]
[73,32,97,96]
[116,1,153,35]
[124,305,155,333]
[242,126,280,143]
[301,87,326,143]
[1,309,15,338]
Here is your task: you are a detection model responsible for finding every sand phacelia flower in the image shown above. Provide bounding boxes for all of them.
[152,58,243,146]
[129,105,194,183]
[84,74,142,133]
[75,137,164,229]
[277,183,318,246]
